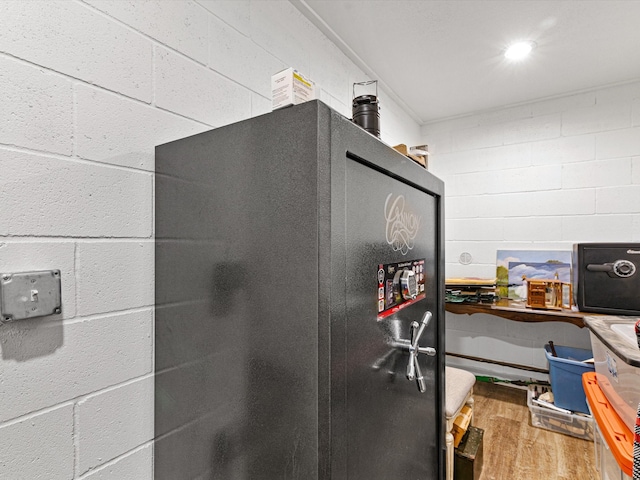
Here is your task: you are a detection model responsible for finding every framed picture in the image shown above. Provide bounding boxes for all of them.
[496,250,572,300]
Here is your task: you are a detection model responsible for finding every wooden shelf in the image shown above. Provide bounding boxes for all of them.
[445,299,588,328]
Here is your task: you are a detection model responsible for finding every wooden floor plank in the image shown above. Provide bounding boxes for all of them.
[469,381,598,480]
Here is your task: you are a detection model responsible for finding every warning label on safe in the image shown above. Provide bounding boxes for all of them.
[377,258,426,320]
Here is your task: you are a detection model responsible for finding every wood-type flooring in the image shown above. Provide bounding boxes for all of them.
[472,381,599,480]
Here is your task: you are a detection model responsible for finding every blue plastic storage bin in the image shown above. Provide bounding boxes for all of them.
[544,344,595,414]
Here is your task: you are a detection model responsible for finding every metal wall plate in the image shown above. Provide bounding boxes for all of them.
[0,270,62,322]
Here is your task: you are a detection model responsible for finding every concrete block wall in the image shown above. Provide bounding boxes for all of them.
[423,80,640,381]
[0,1,421,478]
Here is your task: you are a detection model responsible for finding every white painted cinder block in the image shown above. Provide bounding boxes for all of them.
[555,324,592,351]
[500,317,557,342]
[481,335,535,366]
[208,14,285,99]
[445,171,490,197]
[477,143,532,171]
[514,241,576,252]
[428,150,478,177]
[476,189,596,218]
[633,157,640,184]
[315,88,333,110]
[155,46,252,127]
[0,310,152,423]
[475,104,533,126]
[596,126,640,159]
[445,329,480,356]
[595,80,640,105]
[77,376,153,474]
[0,241,76,319]
[449,313,505,338]
[451,123,504,152]
[633,99,640,126]
[307,34,352,106]
[467,193,504,216]
[76,84,207,171]
[562,101,632,136]
[251,92,272,118]
[448,218,504,241]
[444,314,474,332]
[85,0,208,64]
[379,95,422,147]
[531,91,595,116]
[596,185,640,214]
[633,215,640,242]
[0,405,73,479]
[0,0,152,103]
[503,216,563,242]
[0,148,152,237]
[498,165,562,193]
[421,130,453,156]
[445,241,498,265]
[328,95,350,120]
[447,165,561,197]
[82,445,153,480]
[0,56,73,155]
[562,158,632,189]
[445,195,479,219]
[502,112,561,145]
[199,0,251,37]
[530,134,596,165]
[76,242,153,316]
[561,214,635,242]
[250,0,313,77]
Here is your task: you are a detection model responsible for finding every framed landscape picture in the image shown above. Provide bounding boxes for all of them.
[496,250,572,300]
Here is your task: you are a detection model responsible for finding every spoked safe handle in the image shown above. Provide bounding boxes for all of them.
[406,311,436,393]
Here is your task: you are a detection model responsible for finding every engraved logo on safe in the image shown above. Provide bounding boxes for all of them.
[384,194,422,255]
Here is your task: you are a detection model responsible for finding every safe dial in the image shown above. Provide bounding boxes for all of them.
[587,259,637,278]
[394,269,418,300]
[613,260,636,278]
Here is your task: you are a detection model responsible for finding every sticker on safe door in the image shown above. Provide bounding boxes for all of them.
[377,259,426,320]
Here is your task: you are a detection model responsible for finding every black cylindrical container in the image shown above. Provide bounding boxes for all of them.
[352,94,380,138]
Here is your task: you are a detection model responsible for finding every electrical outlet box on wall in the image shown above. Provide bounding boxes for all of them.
[0,270,62,322]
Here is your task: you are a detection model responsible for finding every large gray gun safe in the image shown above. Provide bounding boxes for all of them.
[155,100,445,479]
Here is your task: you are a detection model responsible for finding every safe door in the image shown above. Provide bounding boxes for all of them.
[336,151,444,479]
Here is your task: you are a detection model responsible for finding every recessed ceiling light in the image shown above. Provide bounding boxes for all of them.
[504,41,536,61]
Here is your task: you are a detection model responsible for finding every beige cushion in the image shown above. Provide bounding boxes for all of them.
[445,366,476,419]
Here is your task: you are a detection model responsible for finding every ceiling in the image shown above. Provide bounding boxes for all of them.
[292,0,640,124]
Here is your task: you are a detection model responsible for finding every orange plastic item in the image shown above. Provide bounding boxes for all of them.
[582,372,633,477]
